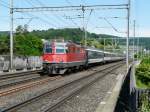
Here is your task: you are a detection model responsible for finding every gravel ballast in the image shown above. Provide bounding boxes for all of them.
[51,65,127,112]
[0,62,124,111]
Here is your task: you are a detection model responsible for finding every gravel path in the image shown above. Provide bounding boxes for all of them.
[51,65,127,112]
[0,62,122,111]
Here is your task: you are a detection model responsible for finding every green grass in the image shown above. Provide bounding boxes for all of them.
[136,79,150,89]
[136,57,150,111]
[135,57,150,89]
[138,93,150,112]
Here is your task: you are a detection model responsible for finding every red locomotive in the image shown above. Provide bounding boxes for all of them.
[42,40,125,75]
[42,40,87,74]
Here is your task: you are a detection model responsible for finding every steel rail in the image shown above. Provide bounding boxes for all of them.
[0,76,61,97]
[45,62,124,112]
[0,70,42,80]
[0,76,48,90]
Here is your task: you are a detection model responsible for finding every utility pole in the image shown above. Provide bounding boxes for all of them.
[126,0,130,71]
[82,5,86,47]
[10,0,13,71]
[141,46,143,59]
[104,38,105,51]
[103,38,105,61]
[137,37,139,60]
[133,20,135,62]
[112,38,115,52]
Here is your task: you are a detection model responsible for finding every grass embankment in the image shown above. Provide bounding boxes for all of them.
[138,93,150,112]
[135,57,150,112]
[135,57,150,88]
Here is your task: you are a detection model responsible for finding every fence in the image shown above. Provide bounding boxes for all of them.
[0,55,42,72]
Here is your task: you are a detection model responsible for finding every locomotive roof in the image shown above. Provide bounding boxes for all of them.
[86,47,123,55]
[45,41,83,47]
[86,48,104,53]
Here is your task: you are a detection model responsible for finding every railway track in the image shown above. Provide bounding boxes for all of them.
[0,70,42,80]
[0,75,62,97]
[0,70,43,90]
[0,75,45,90]
[1,61,124,112]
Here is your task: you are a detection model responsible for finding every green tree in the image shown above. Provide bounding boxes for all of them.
[14,25,42,56]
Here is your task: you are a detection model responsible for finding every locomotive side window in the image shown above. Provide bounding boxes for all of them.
[45,45,52,53]
[69,46,75,53]
[46,48,52,53]
[77,48,80,53]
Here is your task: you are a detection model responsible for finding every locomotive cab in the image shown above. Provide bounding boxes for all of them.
[42,41,87,75]
[43,42,67,74]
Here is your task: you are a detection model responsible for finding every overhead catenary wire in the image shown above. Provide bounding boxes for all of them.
[25,0,62,27]
[65,0,73,6]
[16,0,83,39]
[64,0,83,28]
[26,0,34,7]
[0,0,10,8]
[23,0,67,28]
[35,0,72,28]
[85,9,93,28]
[13,4,128,12]
[103,18,126,34]
[64,0,86,38]
[21,12,58,28]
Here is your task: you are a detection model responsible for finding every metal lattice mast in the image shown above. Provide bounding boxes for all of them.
[82,5,86,47]
[133,20,135,62]
[10,0,13,71]
[126,0,130,70]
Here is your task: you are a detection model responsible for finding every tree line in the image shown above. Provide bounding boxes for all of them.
[0,25,149,56]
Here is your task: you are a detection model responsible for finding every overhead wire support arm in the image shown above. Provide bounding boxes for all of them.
[13,4,128,12]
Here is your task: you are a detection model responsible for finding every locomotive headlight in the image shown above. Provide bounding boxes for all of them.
[43,59,50,63]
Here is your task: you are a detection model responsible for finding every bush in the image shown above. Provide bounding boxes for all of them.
[138,93,150,112]
[136,57,150,88]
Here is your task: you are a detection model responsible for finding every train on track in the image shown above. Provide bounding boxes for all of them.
[42,40,125,74]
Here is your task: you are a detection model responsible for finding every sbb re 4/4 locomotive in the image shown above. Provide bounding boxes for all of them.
[42,40,125,75]
[42,41,88,74]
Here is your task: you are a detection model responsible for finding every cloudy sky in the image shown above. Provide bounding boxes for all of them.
[0,0,149,37]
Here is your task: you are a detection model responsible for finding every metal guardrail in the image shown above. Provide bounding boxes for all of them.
[0,55,42,72]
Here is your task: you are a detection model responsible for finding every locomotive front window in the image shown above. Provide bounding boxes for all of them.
[45,48,52,53]
[45,44,52,53]
[56,48,65,53]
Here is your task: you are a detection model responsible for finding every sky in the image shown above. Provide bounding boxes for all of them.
[0,0,150,37]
